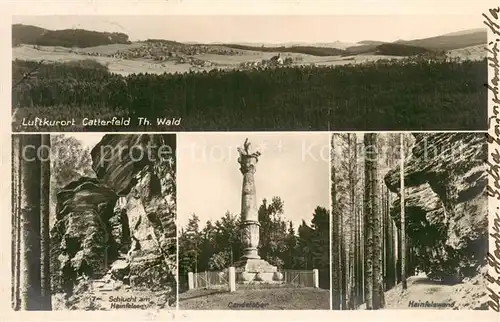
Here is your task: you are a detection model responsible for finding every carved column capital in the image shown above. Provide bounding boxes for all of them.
[238,155,258,174]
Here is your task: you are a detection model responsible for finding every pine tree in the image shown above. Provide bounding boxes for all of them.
[400,134,407,290]
[40,134,51,310]
[372,134,385,309]
[363,133,374,310]
[19,135,42,310]
[348,134,357,309]
[331,135,341,309]
[11,135,21,310]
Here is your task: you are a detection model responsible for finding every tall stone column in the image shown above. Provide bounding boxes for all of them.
[233,139,279,283]
[238,140,261,260]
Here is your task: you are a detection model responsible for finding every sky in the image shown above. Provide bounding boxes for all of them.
[69,133,104,150]
[13,14,485,44]
[177,133,330,230]
[49,133,102,168]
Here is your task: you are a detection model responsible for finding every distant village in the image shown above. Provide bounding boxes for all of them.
[29,40,301,71]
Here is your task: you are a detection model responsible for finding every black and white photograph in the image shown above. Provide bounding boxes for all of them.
[11,133,177,311]
[12,14,487,132]
[330,132,488,310]
[177,133,330,310]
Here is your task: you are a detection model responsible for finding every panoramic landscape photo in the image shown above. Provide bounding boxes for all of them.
[12,15,487,132]
[11,134,177,310]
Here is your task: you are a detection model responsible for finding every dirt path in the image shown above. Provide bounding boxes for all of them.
[378,271,488,310]
[53,272,172,311]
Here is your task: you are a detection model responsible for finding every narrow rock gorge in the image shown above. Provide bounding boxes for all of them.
[50,134,177,308]
[384,133,487,282]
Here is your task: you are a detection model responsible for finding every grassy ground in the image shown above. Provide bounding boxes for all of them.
[179,286,330,310]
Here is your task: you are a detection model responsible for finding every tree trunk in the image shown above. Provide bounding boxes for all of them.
[12,136,21,310]
[351,135,357,308]
[340,210,346,309]
[357,207,362,306]
[19,135,42,310]
[346,134,355,309]
[363,133,374,310]
[40,134,51,310]
[371,134,384,309]
[388,188,394,289]
[361,197,365,304]
[383,184,388,291]
[400,134,407,291]
[331,135,341,310]
[354,204,359,307]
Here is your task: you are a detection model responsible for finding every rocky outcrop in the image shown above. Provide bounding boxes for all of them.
[50,177,118,294]
[91,134,176,291]
[384,133,487,281]
[50,134,176,305]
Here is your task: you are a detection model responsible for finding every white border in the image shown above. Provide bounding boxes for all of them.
[5,0,500,16]
[2,1,499,321]
[485,4,500,318]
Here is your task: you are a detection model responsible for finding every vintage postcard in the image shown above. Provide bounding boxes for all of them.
[2,0,500,322]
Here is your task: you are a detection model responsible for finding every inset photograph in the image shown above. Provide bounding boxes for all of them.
[177,133,330,309]
[12,15,487,132]
[330,132,487,310]
[11,134,177,311]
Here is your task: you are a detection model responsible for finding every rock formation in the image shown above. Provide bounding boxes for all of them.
[384,133,487,282]
[50,134,176,305]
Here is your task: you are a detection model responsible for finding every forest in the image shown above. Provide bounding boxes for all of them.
[12,24,131,48]
[224,43,433,57]
[12,56,487,131]
[178,197,330,290]
[374,43,433,56]
[222,43,345,56]
[331,132,488,310]
[331,133,416,309]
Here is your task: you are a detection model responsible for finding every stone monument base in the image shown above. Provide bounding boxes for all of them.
[233,258,283,283]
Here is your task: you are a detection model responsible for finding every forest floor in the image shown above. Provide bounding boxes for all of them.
[178,286,330,310]
[372,267,489,310]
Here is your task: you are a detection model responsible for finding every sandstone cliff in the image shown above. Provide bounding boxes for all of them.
[384,133,487,282]
[50,134,176,307]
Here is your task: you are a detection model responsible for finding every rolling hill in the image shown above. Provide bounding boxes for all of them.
[12,24,131,48]
[398,30,486,51]
[345,29,486,55]
[13,24,487,59]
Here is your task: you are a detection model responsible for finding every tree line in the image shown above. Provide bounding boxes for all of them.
[12,57,487,131]
[331,133,416,310]
[12,24,130,48]
[178,197,330,289]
